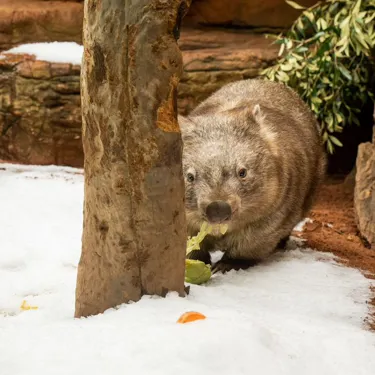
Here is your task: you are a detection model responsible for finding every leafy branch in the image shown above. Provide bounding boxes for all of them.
[262,0,375,153]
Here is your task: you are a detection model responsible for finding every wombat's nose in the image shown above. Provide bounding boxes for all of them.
[206,201,232,223]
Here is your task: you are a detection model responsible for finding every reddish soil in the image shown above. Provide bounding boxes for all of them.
[294,176,375,329]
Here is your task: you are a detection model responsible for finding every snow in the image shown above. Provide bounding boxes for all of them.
[294,217,313,232]
[0,163,374,375]
[1,42,84,65]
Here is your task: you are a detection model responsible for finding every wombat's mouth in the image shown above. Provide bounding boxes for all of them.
[204,215,235,225]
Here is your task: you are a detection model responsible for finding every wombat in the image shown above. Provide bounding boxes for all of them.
[179,78,326,273]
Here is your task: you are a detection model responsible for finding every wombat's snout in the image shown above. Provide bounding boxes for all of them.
[206,201,232,223]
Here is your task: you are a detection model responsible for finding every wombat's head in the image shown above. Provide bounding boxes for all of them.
[179,105,281,235]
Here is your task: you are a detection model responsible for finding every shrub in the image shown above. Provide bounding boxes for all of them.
[262,0,375,153]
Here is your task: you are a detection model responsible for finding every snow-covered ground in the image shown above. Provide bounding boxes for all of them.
[1,163,374,375]
[1,42,84,65]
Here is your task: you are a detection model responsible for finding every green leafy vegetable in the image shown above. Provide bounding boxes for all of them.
[185,259,212,285]
[185,222,228,285]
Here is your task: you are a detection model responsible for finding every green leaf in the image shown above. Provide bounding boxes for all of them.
[334,124,344,132]
[329,135,343,147]
[326,113,334,132]
[338,65,352,81]
[352,0,361,15]
[365,13,375,24]
[311,96,323,104]
[278,43,286,57]
[307,63,319,72]
[297,17,305,32]
[303,11,315,23]
[280,62,294,71]
[291,53,304,61]
[285,0,306,10]
[276,70,290,82]
[296,46,309,53]
[312,31,326,40]
[326,138,334,154]
[335,112,344,123]
[317,18,328,30]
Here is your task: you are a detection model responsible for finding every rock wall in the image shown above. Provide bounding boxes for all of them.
[185,0,318,29]
[0,0,83,51]
[0,29,278,167]
[0,53,82,166]
[0,0,312,51]
[178,29,278,114]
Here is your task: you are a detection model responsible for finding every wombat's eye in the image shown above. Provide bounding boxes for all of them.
[187,173,195,182]
[238,168,247,178]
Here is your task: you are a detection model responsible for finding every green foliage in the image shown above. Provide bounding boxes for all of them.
[262,0,375,153]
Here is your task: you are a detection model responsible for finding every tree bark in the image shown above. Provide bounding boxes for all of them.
[75,0,191,318]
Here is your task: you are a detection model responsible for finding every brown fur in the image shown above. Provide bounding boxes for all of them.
[179,79,327,273]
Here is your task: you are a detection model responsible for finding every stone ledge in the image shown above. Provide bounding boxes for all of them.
[0,1,83,51]
[184,0,317,29]
[0,0,314,53]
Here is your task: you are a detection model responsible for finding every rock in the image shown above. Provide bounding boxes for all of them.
[0,29,277,167]
[354,126,375,247]
[178,28,278,114]
[183,0,318,30]
[0,53,83,167]
[1,0,315,53]
[0,0,83,51]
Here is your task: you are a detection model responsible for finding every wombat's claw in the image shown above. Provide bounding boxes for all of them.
[186,249,211,265]
[211,258,259,274]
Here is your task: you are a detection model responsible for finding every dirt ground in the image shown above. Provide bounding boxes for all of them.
[293,175,375,330]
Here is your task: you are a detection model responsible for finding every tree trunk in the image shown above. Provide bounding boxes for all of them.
[75,0,191,318]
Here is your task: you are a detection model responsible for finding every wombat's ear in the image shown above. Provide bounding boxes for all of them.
[252,104,265,123]
[252,104,278,156]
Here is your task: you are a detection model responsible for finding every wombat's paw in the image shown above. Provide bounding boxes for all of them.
[186,249,211,265]
[211,257,259,274]
[276,236,290,250]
